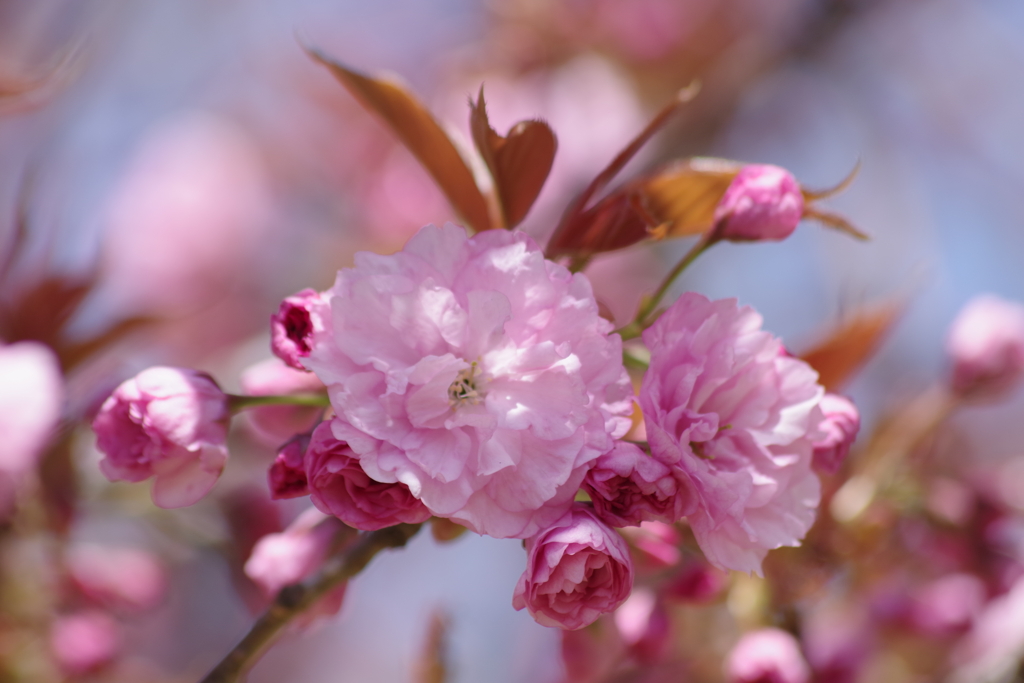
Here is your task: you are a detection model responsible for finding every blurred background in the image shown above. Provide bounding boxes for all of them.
[2,0,1024,681]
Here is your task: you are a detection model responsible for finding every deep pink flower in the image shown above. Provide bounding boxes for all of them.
[640,293,824,574]
[512,504,634,630]
[240,357,324,446]
[50,611,121,677]
[92,367,229,508]
[269,433,311,500]
[714,165,804,242]
[812,394,860,475]
[663,559,728,603]
[271,288,331,370]
[67,545,166,613]
[305,421,431,530]
[946,294,1024,399]
[0,341,63,474]
[304,224,632,539]
[244,507,348,619]
[583,441,696,527]
[726,628,810,683]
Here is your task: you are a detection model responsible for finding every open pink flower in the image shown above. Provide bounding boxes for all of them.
[640,293,824,574]
[512,504,633,630]
[726,628,810,683]
[714,164,804,242]
[304,224,632,539]
[946,294,1024,399]
[271,288,331,370]
[92,367,229,508]
[583,441,696,527]
[305,421,431,530]
[812,394,860,475]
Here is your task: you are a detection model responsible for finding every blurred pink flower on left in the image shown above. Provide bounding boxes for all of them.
[92,367,229,508]
[0,341,63,473]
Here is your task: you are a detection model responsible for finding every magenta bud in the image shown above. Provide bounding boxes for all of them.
[946,294,1024,399]
[714,164,804,242]
[812,394,860,475]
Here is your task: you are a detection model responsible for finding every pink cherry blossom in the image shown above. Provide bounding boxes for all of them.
[269,433,311,500]
[67,545,166,612]
[946,294,1024,399]
[304,223,633,539]
[512,504,634,630]
[240,357,324,446]
[305,421,431,530]
[812,394,860,475]
[583,441,696,527]
[0,341,63,474]
[92,367,229,508]
[244,507,348,619]
[50,611,121,677]
[640,293,824,574]
[726,628,810,683]
[714,164,804,242]
[271,288,331,370]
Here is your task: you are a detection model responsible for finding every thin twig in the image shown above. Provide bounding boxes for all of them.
[200,523,422,683]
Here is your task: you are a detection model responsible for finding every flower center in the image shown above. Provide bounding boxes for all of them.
[448,362,485,407]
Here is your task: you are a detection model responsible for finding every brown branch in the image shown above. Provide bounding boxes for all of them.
[200,523,422,683]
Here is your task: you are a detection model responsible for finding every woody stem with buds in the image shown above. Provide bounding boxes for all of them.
[199,523,422,683]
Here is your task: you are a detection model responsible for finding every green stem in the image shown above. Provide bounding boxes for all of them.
[618,234,717,340]
[226,393,331,412]
[199,524,422,683]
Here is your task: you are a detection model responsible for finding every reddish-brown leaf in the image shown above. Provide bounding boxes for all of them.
[635,157,740,239]
[470,89,556,229]
[800,302,903,392]
[308,49,492,232]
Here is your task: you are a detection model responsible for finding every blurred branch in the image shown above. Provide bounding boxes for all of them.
[200,523,422,683]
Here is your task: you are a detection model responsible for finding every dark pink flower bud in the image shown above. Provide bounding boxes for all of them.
[663,559,727,603]
[240,358,324,446]
[726,628,810,683]
[270,288,329,370]
[269,433,311,500]
[583,441,696,527]
[305,421,431,530]
[812,394,860,475]
[946,294,1024,399]
[92,367,229,508]
[714,164,804,242]
[614,587,670,665]
[67,545,166,613]
[50,611,121,677]
[513,504,634,630]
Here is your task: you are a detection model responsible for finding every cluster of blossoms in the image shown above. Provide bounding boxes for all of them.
[92,196,862,630]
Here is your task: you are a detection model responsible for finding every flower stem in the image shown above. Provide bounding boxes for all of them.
[199,523,422,683]
[226,393,331,412]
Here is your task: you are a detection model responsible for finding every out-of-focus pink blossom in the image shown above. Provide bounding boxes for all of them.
[663,559,728,603]
[583,441,696,527]
[946,294,1024,399]
[812,394,860,475]
[908,573,986,637]
[640,293,824,574]
[614,587,670,664]
[714,165,804,242]
[50,611,121,677]
[512,504,634,630]
[726,628,810,683]
[560,617,624,683]
[92,367,229,508]
[618,521,682,570]
[240,357,324,446]
[269,433,311,500]
[950,575,1024,683]
[67,545,166,612]
[801,604,872,683]
[244,507,348,619]
[270,289,331,371]
[305,421,431,530]
[305,224,632,539]
[0,341,63,474]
